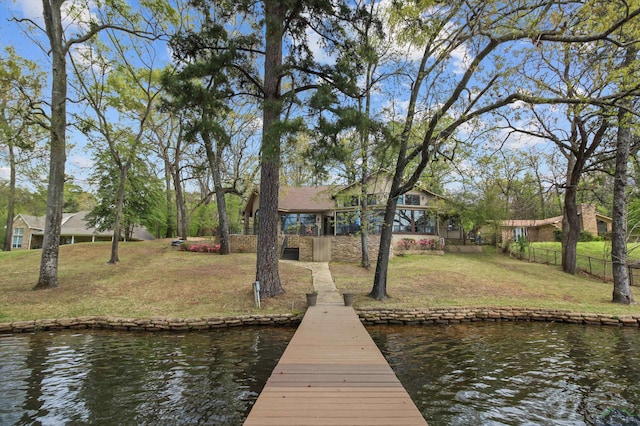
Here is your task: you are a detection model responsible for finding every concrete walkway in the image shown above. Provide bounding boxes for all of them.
[281,260,344,305]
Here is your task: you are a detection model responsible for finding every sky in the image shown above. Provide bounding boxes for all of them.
[0,0,560,195]
[0,0,98,186]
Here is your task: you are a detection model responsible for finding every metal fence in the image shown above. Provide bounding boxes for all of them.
[507,245,640,285]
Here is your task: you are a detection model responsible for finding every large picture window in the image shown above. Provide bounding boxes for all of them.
[280,213,319,235]
[334,210,384,235]
[335,211,360,235]
[12,228,24,249]
[393,210,435,234]
[300,214,317,235]
[281,214,298,234]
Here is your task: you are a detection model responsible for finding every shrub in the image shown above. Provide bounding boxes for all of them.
[553,229,562,242]
[398,238,417,251]
[179,242,221,253]
[579,230,600,242]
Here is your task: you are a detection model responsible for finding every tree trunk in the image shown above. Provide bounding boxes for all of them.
[360,226,370,269]
[203,132,231,255]
[370,196,397,300]
[561,186,580,275]
[256,0,285,298]
[173,168,187,240]
[35,0,66,289]
[611,79,635,303]
[109,166,128,264]
[3,141,16,252]
[359,138,370,269]
[561,153,583,275]
[163,159,174,238]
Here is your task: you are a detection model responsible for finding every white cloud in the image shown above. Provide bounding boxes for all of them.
[509,100,529,110]
[70,155,94,169]
[305,26,337,66]
[15,0,42,21]
[450,44,473,75]
[15,0,98,35]
[0,166,9,180]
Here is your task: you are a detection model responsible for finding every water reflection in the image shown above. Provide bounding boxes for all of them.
[368,322,640,426]
[0,327,294,425]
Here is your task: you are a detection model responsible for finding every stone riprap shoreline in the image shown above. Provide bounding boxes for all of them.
[0,314,303,334]
[2,306,640,334]
[357,306,640,326]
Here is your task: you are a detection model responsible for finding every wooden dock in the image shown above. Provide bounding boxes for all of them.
[244,305,427,425]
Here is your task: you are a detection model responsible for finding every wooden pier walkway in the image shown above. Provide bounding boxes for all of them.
[244,304,427,425]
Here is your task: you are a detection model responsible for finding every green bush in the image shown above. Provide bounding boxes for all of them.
[579,231,601,242]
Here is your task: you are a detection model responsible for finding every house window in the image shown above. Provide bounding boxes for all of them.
[366,194,377,206]
[12,228,24,248]
[335,211,360,235]
[393,210,435,233]
[513,227,528,240]
[405,194,420,206]
[281,214,298,234]
[300,214,317,236]
[281,213,318,235]
[364,209,385,234]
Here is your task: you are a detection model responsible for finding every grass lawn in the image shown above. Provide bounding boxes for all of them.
[524,241,640,281]
[2,240,640,322]
[331,248,640,316]
[0,240,312,322]
[530,241,640,262]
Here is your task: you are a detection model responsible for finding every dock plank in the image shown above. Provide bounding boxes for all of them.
[244,305,427,425]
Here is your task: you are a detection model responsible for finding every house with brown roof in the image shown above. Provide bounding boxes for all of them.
[486,204,612,244]
[242,174,463,242]
[10,211,155,250]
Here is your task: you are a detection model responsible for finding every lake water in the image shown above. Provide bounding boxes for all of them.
[0,327,294,425]
[368,322,640,425]
[2,322,640,425]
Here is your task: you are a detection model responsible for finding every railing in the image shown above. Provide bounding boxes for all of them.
[506,246,640,285]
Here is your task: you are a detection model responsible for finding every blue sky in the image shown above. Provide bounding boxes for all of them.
[0,0,98,186]
[0,0,560,194]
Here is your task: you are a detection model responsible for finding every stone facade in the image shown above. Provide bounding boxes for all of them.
[579,204,599,235]
[229,234,260,253]
[229,234,382,262]
[9,216,33,250]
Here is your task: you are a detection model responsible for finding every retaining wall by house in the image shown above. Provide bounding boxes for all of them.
[228,234,383,262]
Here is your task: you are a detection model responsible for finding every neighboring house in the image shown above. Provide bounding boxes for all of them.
[242,174,463,241]
[485,204,612,244]
[10,211,155,250]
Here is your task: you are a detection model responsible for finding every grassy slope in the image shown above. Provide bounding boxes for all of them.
[0,240,311,322]
[530,241,640,262]
[331,248,640,316]
[2,241,640,322]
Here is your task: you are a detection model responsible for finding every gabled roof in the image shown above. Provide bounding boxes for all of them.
[279,186,342,212]
[16,214,45,230]
[336,169,446,200]
[14,211,155,241]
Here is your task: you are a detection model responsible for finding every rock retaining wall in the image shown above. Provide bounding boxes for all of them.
[3,307,639,335]
[0,314,303,334]
[356,307,640,327]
